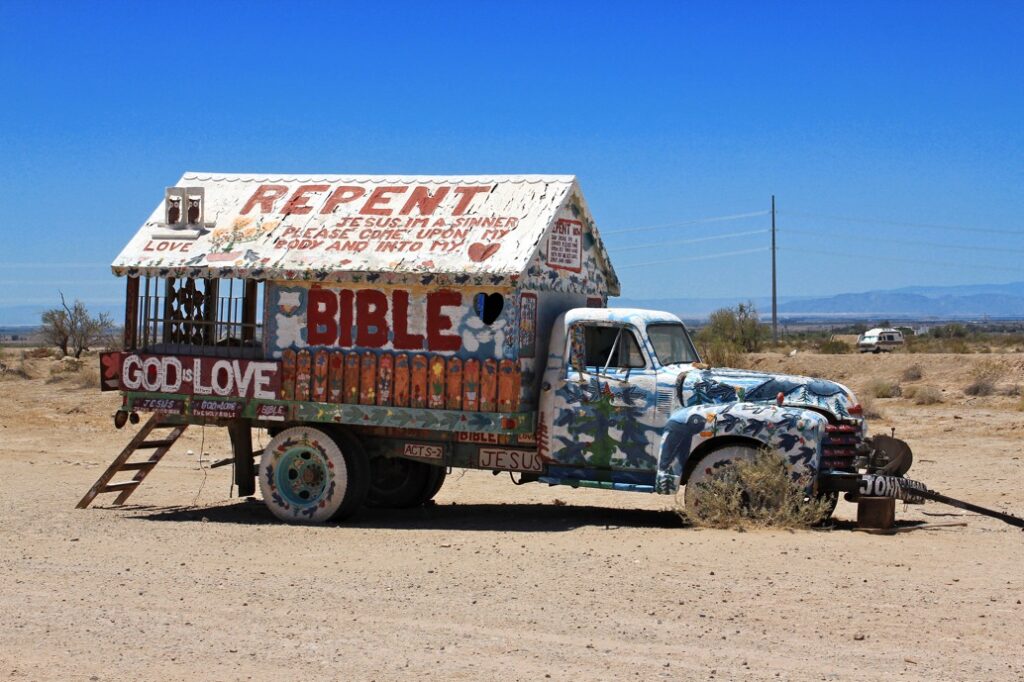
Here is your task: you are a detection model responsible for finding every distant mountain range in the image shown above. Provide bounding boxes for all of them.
[617,280,1024,321]
[2,281,1023,327]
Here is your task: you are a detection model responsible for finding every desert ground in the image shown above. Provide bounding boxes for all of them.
[1,349,1022,681]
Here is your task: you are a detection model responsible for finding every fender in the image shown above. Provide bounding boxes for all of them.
[654,402,828,494]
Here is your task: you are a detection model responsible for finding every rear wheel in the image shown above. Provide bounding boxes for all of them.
[259,426,368,523]
[368,458,443,508]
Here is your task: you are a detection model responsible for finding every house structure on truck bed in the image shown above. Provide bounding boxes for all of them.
[90,173,622,519]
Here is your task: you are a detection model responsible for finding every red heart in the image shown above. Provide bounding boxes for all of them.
[468,242,501,262]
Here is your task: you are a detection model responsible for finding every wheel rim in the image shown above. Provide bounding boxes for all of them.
[275,445,330,506]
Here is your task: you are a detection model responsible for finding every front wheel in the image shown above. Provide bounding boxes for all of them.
[682,444,758,519]
[259,426,368,523]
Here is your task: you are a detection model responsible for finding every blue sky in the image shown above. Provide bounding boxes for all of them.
[1,1,1021,320]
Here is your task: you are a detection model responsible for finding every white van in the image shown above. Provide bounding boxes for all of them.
[858,328,904,353]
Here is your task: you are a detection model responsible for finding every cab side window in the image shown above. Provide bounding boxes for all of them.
[581,325,646,370]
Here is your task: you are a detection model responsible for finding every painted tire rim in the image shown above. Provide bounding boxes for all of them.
[275,445,330,507]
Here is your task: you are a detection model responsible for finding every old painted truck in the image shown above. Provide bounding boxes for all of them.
[84,173,928,524]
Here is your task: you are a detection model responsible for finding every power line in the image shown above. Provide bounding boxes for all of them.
[782,247,1024,274]
[617,247,768,268]
[781,228,1024,255]
[613,228,767,252]
[604,210,770,235]
[780,210,1024,236]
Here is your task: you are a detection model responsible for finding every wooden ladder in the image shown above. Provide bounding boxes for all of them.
[77,415,188,509]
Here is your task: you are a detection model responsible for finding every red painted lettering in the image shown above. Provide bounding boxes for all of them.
[281,184,330,215]
[391,291,425,350]
[339,289,354,346]
[451,186,491,215]
[360,186,407,216]
[307,288,338,345]
[240,185,288,215]
[356,290,389,347]
[399,186,450,216]
[426,290,462,351]
[321,186,366,214]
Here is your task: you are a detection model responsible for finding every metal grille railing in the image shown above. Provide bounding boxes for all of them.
[133,277,263,359]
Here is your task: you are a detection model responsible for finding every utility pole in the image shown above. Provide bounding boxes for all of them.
[771,195,778,343]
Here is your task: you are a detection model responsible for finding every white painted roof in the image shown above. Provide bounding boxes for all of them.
[112,172,613,286]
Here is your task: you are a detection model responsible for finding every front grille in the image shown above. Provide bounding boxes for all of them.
[822,423,861,471]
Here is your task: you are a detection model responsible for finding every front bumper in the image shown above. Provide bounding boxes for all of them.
[820,472,928,504]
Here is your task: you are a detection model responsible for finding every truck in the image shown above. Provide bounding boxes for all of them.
[857,327,905,353]
[85,173,927,524]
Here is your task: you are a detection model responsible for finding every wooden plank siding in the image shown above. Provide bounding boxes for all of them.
[276,351,522,415]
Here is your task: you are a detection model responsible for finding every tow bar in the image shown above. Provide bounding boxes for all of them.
[822,472,1024,530]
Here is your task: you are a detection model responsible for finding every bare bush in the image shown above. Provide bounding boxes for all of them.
[859,395,884,419]
[913,386,943,405]
[964,360,1001,397]
[818,339,851,354]
[902,364,923,381]
[678,449,834,529]
[40,294,115,359]
[698,339,743,368]
[696,302,767,365]
[868,378,901,399]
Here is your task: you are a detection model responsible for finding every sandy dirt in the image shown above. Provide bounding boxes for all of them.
[1,350,1022,681]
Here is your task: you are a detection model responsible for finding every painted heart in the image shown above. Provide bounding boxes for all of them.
[468,242,501,262]
[474,292,505,325]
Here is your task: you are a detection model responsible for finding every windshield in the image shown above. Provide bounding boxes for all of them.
[647,323,701,365]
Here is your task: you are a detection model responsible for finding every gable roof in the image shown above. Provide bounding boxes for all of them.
[111,172,618,289]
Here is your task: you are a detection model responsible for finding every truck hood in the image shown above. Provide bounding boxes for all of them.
[676,366,858,420]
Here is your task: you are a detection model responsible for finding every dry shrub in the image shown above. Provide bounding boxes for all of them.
[964,360,1001,397]
[868,378,901,399]
[699,339,743,368]
[0,357,31,380]
[913,386,942,405]
[23,347,53,359]
[74,367,100,389]
[679,450,834,529]
[818,339,851,354]
[859,395,884,419]
[902,364,923,381]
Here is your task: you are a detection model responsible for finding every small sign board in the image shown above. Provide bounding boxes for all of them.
[191,399,244,419]
[403,443,443,460]
[479,447,543,472]
[133,397,185,414]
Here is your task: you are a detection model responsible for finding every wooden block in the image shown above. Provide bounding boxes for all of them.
[376,353,393,406]
[428,356,446,409]
[344,352,360,403]
[360,352,377,405]
[857,497,896,530]
[311,350,329,402]
[462,358,480,411]
[480,359,497,412]
[497,359,520,412]
[446,358,463,410]
[410,354,428,408]
[280,349,296,401]
[393,353,410,407]
[295,350,311,402]
[328,352,344,403]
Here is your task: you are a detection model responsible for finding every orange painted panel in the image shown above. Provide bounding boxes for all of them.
[480,359,497,412]
[410,353,428,408]
[462,358,480,411]
[328,352,344,403]
[311,350,329,402]
[393,353,410,407]
[280,349,296,401]
[343,352,360,403]
[377,353,394,406]
[446,358,463,410]
[497,359,520,412]
[428,356,446,409]
[359,352,377,405]
[295,350,311,402]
